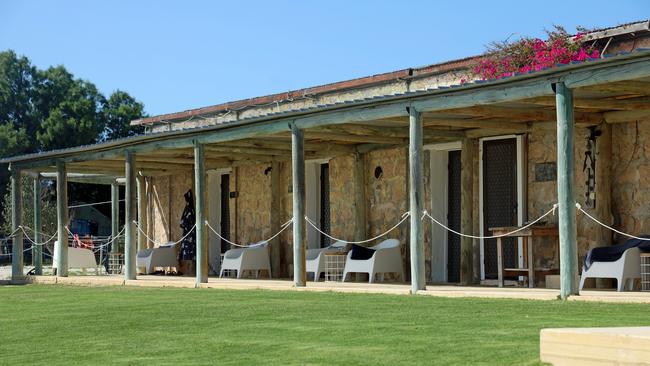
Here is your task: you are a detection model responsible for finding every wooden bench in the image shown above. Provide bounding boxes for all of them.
[540,327,650,365]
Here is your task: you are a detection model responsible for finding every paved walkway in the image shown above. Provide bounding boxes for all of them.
[5,273,647,303]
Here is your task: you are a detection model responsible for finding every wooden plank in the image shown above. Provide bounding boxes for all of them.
[11,168,23,280]
[465,127,530,139]
[311,123,464,139]
[304,131,406,145]
[562,59,650,89]
[55,161,68,277]
[409,107,425,293]
[291,124,306,287]
[604,109,650,123]
[194,142,208,284]
[204,145,290,157]
[111,182,120,254]
[581,80,650,95]
[270,160,282,278]
[32,177,42,275]
[124,151,137,280]
[460,138,475,285]
[353,153,367,242]
[432,105,602,125]
[424,118,527,131]
[555,82,579,299]
[520,95,650,110]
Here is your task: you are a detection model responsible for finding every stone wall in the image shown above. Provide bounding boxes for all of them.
[612,121,650,239]
[328,155,356,239]
[527,122,617,270]
[365,148,409,276]
[232,164,272,245]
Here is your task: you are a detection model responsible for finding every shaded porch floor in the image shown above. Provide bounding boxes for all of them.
[12,274,650,304]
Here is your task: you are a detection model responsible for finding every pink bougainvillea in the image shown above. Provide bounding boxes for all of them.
[472,26,600,81]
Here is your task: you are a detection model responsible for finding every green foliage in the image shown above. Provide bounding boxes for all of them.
[101,90,146,141]
[0,49,146,232]
[1,177,57,236]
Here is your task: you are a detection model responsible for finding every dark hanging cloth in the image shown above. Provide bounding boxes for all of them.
[179,189,196,261]
[583,236,650,270]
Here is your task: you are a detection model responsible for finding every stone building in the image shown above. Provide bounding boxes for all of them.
[4,20,650,295]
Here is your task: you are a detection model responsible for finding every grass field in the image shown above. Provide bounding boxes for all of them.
[1,285,649,365]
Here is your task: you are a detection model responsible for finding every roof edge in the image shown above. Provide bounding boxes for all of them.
[130,19,650,126]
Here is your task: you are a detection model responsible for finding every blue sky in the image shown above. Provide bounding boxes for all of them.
[1,1,647,116]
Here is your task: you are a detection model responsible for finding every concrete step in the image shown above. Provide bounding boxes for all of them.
[540,327,650,365]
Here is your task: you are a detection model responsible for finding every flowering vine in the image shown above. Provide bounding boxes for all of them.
[470,26,600,81]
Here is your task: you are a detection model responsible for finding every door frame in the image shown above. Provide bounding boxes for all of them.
[305,158,330,249]
[478,135,525,280]
[207,168,231,273]
[424,141,461,283]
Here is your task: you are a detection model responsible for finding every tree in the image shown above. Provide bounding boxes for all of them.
[101,90,145,141]
[0,50,146,232]
[1,177,57,262]
[35,67,107,150]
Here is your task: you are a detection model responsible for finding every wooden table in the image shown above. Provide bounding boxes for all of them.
[489,225,558,288]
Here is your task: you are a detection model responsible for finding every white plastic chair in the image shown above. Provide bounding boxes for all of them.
[53,241,99,275]
[219,241,272,279]
[579,247,641,292]
[137,243,178,274]
[342,239,404,283]
[306,241,347,281]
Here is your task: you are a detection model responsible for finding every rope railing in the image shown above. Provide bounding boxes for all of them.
[575,202,650,241]
[305,212,410,245]
[19,227,58,247]
[0,227,22,243]
[133,220,196,248]
[0,247,37,257]
[205,219,293,248]
[422,204,558,240]
[64,226,125,250]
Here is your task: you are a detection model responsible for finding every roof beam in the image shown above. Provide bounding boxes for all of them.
[518,96,650,110]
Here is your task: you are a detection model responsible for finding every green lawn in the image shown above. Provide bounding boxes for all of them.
[1,285,649,365]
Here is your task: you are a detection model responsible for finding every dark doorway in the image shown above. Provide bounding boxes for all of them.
[482,138,518,279]
[320,163,331,248]
[447,150,462,283]
[220,174,231,253]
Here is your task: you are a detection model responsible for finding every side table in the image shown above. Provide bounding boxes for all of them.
[324,253,347,282]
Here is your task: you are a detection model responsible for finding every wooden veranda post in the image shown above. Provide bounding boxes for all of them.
[270,159,282,278]
[111,181,120,253]
[555,82,578,299]
[409,106,425,293]
[291,123,306,287]
[11,167,23,280]
[353,153,367,242]
[194,142,208,284]
[136,174,148,252]
[460,138,475,285]
[124,151,137,280]
[55,160,68,277]
[33,176,43,275]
